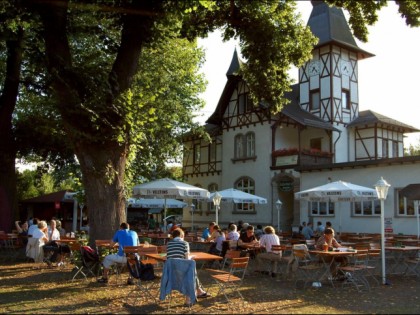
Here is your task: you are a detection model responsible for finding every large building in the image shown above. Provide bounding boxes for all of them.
[181,2,420,235]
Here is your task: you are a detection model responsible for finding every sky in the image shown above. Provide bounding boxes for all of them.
[196,1,420,147]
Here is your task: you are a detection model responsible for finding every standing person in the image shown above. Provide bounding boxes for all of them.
[302,222,314,240]
[254,226,282,277]
[166,228,209,305]
[148,215,156,230]
[97,222,139,285]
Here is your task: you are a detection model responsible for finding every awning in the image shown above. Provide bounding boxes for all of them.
[148,208,163,214]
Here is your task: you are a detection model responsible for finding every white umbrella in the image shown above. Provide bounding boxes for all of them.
[209,188,268,204]
[133,178,210,231]
[209,188,267,225]
[295,180,378,233]
[128,198,187,209]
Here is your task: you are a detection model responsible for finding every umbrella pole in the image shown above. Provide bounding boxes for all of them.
[416,200,419,239]
[164,198,167,232]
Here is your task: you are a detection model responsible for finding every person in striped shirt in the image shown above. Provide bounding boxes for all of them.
[166,228,210,302]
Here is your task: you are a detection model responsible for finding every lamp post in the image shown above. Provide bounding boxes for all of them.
[276,199,282,232]
[374,176,391,285]
[190,203,195,232]
[213,192,222,226]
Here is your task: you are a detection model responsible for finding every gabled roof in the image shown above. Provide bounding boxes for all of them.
[347,110,419,132]
[308,1,374,60]
[20,190,76,203]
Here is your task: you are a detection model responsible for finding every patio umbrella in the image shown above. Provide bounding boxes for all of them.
[132,178,210,231]
[295,180,378,234]
[127,198,187,209]
[399,184,420,239]
[209,188,267,225]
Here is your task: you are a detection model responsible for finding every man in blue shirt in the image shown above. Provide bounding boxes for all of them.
[97,222,139,284]
[201,222,215,240]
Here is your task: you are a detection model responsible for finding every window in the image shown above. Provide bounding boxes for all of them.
[309,201,335,216]
[234,132,255,159]
[310,90,320,111]
[208,183,218,212]
[194,143,200,164]
[382,140,388,158]
[392,141,398,158]
[397,189,417,216]
[235,177,256,211]
[238,93,252,114]
[209,141,216,162]
[246,132,255,157]
[342,89,350,110]
[352,200,381,216]
[310,138,322,151]
[235,134,244,158]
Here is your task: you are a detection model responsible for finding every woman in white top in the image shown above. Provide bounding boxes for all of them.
[26,220,49,263]
[255,226,282,276]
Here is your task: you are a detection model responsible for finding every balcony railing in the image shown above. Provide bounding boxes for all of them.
[272,148,333,167]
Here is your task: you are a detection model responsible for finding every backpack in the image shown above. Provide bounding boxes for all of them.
[81,246,100,263]
[127,254,155,281]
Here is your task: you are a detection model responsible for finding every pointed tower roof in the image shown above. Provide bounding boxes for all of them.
[308,1,374,59]
[226,48,243,77]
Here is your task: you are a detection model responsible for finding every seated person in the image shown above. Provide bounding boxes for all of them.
[254,224,264,240]
[43,219,65,266]
[302,222,314,240]
[315,228,347,277]
[97,222,139,285]
[208,224,225,257]
[26,220,49,262]
[237,225,259,258]
[226,224,240,241]
[201,222,215,241]
[255,226,282,276]
[166,228,209,305]
[15,220,29,245]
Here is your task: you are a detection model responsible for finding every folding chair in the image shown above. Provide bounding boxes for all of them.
[125,252,159,306]
[72,245,100,281]
[158,258,198,309]
[292,248,324,289]
[338,249,371,292]
[211,256,249,303]
[205,249,241,275]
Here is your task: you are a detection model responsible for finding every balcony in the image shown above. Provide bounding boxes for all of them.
[272,148,333,168]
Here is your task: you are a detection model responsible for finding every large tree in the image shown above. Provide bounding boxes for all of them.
[1,0,418,239]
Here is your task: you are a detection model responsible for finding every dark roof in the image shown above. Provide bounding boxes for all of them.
[281,85,340,132]
[347,110,419,132]
[226,48,243,77]
[399,184,420,200]
[20,190,75,203]
[308,1,374,60]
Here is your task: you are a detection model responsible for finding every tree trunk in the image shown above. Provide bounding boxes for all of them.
[75,141,128,242]
[0,28,24,232]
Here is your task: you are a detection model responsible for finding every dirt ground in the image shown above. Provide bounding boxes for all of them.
[0,251,419,314]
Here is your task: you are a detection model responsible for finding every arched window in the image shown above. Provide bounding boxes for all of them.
[235,177,256,211]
